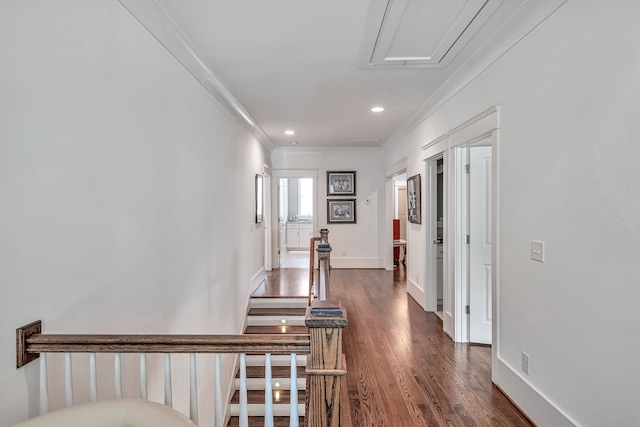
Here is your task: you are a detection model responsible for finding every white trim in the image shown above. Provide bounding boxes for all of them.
[249,267,266,295]
[271,169,318,179]
[450,107,500,147]
[385,156,408,178]
[116,0,274,151]
[494,357,577,427]
[424,155,444,313]
[407,277,425,309]
[383,0,567,149]
[421,134,448,153]
[330,257,384,269]
[446,107,499,343]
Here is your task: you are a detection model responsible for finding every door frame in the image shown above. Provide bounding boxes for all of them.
[425,154,444,313]
[263,169,272,271]
[384,157,408,271]
[448,107,500,344]
[270,169,318,270]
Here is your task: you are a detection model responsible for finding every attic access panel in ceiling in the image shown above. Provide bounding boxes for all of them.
[359,0,504,69]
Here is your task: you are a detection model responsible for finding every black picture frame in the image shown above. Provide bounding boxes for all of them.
[407,174,421,224]
[255,174,263,224]
[327,171,356,196]
[327,199,356,224]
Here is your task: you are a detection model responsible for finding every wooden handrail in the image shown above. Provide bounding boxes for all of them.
[17,322,309,367]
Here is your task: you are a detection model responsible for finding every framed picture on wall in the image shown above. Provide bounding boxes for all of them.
[407,174,421,224]
[255,174,263,224]
[327,171,356,196]
[327,199,356,224]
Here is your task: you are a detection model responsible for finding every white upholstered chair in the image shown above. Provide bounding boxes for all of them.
[12,399,197,427]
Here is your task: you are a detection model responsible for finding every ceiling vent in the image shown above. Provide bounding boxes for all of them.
[349,139,381,147]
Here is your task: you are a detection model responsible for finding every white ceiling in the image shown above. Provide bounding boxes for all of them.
[125,0,563,149]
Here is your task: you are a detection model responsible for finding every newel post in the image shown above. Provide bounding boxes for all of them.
[319,228,329,244]
[305,301,347,427]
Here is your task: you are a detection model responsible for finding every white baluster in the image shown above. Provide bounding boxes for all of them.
[289,353,299,427]
[164,354,172,407]
[39,353,49,415]
[189,353,198,424]
[89,353,98,402]
[114,353,122,399]
[140,354,147,400]
[264,353,274,427]
[239,354,248,427]
[64,353,73,407]
[215,353,223,427]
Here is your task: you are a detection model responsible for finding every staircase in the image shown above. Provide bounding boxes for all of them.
[226,294,309,426]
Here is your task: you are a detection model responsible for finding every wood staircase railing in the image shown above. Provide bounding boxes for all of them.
[16,232,346,427]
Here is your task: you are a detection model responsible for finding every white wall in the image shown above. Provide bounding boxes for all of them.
[384,1,640,425]
[272,148,386,268]
[0,2,269,425]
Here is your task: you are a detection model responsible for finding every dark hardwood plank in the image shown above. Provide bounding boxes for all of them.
[253,268,310,297]
[327,266,534,427]
[244,326,309,335]
[247,308,307,316]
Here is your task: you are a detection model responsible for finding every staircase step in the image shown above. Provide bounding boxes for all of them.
[238,365,306,379]
[244,325,309,334]
[245,354,307,366]
[228,403,305,417]
[247,315,306,326]
[235,377,306,391]
[247,307,307,327]
[250,297,308,309]
[227,416,305,426]
[248,308,307,316]
[230,389,305,404]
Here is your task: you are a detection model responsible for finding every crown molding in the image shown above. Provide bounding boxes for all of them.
[117,0,274,151]
[383,0,568,150]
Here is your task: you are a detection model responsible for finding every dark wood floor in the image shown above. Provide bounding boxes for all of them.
[266,265,533,427]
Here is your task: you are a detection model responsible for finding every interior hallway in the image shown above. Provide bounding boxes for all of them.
[265,265,532,426]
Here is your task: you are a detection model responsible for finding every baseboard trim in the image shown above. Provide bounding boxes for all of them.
[330,257,383,269]
[407,278,426,309]
[494,356,577,427]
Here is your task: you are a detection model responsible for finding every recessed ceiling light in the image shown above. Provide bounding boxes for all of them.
[371,106,384,113]
[284,130,295,135]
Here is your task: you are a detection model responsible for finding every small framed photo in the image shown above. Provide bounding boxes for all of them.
[327,199,356,224]
[407,174,421,224]
[255,174,263,224]
[327,171,356,196]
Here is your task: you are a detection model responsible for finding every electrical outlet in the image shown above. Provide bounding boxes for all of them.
[531,240,544,262]
[342,249,346,256]
[522,352,530,375]
[416,274,419,284]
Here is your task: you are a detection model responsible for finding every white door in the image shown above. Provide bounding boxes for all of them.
[469,145,492,344]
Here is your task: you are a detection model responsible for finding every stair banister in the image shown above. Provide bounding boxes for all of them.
[304,301,347,427]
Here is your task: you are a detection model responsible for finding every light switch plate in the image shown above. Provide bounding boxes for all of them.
[531,240,544,262]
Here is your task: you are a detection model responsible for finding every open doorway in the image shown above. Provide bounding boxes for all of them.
[393,175,407,268]
[425,155,445,320]
[278,177,315,269]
